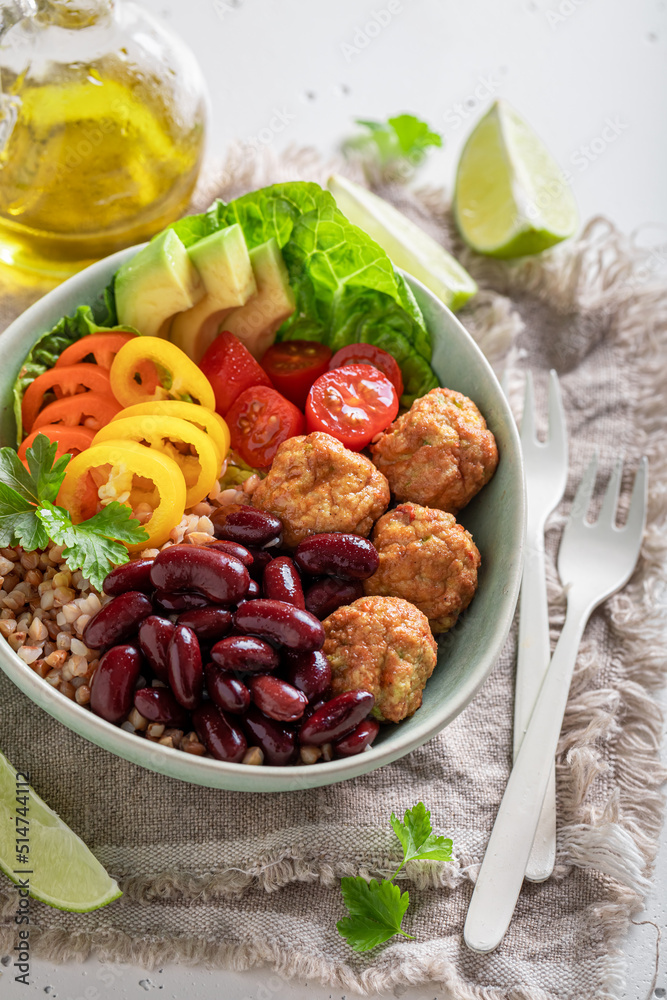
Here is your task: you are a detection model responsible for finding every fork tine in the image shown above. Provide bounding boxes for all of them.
[598,455,625,527]
[546,371,567,454]
[520,371,536,445]
[623,456,648,539]
[569,451,599,523]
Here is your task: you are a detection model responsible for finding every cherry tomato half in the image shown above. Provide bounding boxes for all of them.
[227,386,305,468]
[306,364,398,451]
[260,340,332,410]
[328,343,404,398]
[55,332,136,369]
[200,331,273,417]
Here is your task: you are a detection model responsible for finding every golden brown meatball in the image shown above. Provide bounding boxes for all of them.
[364,502,480,633]
[370,387,498,513]
[251,432,390,548]
[323,596,437,723]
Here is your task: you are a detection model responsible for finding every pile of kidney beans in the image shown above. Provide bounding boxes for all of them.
[81,506,382,766]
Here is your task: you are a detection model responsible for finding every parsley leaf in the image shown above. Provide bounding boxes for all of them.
[337,802,453,953]
[24,434,70,504]
[37,502,148,591]
[0,483,48,549]
[0,447,39,505]
[390,802,453,865]
[337,878,412,952]
[344,114,442,179]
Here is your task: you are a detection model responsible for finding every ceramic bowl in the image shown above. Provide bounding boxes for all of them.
[0,247,524,791]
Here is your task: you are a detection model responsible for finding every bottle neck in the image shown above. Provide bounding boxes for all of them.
[34,0,116,29]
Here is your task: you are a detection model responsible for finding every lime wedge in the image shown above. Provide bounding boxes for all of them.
[328,173,477,311]
[453,100,578,258]
[0,750,121,912]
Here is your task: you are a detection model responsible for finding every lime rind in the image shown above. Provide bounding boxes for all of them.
[328,174,477,311]
[0,751,122,912]
[454,100,578,258]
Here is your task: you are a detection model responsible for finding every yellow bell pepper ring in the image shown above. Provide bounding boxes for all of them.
[110,400,230,465]
[110,338,216,410]
[57,440,186,551]
[93,415,219,508]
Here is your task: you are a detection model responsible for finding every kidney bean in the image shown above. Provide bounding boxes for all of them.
[138,615,175,683]
[177,608,232,642]
[304,578,363,620]
[242,706,297,765]
[90,644,142,723]
[298,690,375,746]
[263,557,304,609]
[234,599,324,653]
[333,719,380,758]
[212,505,282,547]
[295,534,379,581]
[193,704,247,762]
[205,662,250,715]
[246,579,261,599]
[210,635,279,673]
[134,686,190,728]
[150,545,250,604]
[154,590,209,613]
[167,625,203,710]
[245,547,274,582]
[249,674,308,722]
[83,591,153,650]
[205,539,254,567]
[103,559,155,597]
[283,649,332,700]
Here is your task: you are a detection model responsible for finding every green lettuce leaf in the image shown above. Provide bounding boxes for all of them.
[13,306,132,444]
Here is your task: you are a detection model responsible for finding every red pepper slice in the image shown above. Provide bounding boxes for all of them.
[19,425,96,462]
[55,332,136,370]
[22,365,115,433]
[31,392,123,433]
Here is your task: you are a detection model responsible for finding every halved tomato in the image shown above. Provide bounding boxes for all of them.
[227,386,304,468]
[260,340,332,410]
[328,343,404,398]
[305,364,398,451]
[200,331,273,416]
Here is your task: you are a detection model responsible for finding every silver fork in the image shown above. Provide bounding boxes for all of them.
[464,452,648,953]
[514,370,568,882]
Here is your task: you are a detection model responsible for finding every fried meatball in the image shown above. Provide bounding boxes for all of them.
[364,503,480,633]
[251,432,390,548]
[323,596,437,723]
[370,387,498,513]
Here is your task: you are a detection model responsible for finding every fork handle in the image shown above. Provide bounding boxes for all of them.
[464,599,588,954]
[515,526,557,881]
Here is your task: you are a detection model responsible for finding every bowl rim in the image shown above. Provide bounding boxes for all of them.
[0,245,525,791]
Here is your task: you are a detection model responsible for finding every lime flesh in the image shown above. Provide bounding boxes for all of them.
[453,100,578,258]
[328,173,477,311]
[0,750,121,912]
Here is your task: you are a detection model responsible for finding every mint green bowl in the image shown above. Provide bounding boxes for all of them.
[0,248,524,791]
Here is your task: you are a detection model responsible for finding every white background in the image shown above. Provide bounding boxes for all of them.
[2,0,667,997]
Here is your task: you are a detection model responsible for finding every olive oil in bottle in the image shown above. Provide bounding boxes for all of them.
[0,0,208,280]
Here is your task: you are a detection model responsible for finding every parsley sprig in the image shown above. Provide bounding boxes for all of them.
[0,435,148,590]
[337,802,453,952]
[344,114,442,179]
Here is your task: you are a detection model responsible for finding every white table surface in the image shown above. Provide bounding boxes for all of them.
[2,0,666,996]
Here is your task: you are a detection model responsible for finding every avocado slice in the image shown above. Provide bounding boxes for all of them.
[115,229,204,338]
[220,238,296,359]
[170,224,257,359]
